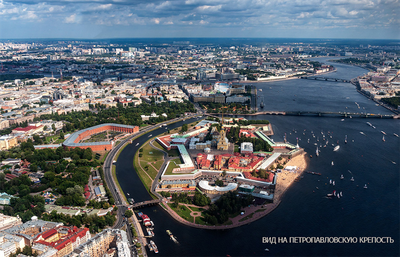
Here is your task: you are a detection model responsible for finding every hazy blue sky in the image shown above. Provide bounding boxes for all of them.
[0,0,399,39]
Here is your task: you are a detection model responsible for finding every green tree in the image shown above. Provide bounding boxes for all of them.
[125,210,133,218]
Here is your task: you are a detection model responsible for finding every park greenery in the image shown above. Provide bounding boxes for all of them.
[160,191,211,207]
[0,142,116,222]
[381,97,400,108]
[226,126,273,152]
[203,191,254,225]
[235,69,274,80]
[41,210,116,233]
[36,100,195,133]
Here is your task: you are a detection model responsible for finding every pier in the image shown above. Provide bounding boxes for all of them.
[130,199,161,209]
[300,76,351,83]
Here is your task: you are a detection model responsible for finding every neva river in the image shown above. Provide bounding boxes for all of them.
[116,58,399,257]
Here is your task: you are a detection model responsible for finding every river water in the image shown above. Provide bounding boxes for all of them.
[116,58,399,257]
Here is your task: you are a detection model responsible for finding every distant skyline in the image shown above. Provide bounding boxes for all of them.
[0,0,399,40]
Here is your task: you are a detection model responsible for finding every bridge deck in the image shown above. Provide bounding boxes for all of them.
[130,199,161,209]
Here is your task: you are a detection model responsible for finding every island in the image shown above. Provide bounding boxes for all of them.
[133,117,308,228]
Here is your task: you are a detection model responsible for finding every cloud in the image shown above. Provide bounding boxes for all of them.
[64,14,77,23]
[0,0,398,39]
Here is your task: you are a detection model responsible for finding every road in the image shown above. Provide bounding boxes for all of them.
[103,113,201,255]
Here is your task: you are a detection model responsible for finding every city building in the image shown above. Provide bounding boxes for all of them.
[62,123,139,151]
[0,214,22,231]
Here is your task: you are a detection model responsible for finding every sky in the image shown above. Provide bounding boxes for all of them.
[0,0,399,39]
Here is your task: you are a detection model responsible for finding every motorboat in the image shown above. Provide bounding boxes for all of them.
[381,131,386,135]
[394,133,399,138]
[360,132,365,135]
[333,145,340,152]
[350,177,354,182]
[150,240,158,254]
[340,174,344,179]
[364,184,367,189]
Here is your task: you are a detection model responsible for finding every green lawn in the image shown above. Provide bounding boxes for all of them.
[141,143,164,162]
[140,161,158,180]
[195,216,208,225]
[168,203,193,222]
[187,206,205,212]
[153,160,164,170]
[133,152,153,192]
[153,141,180,157]
[164,158,183,175]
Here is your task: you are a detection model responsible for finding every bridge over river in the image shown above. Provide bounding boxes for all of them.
[206,112,397,119]
[300,76,352,83]
[130,199,161,210]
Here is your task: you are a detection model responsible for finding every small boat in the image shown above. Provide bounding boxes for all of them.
[344,135,347,144]
[332,180,335,186]
[364,184,367,189]
[394,133,399,138]
[149,134,152,137]
[366,122,372,127]
[265,248,269,252]
[350,177,354,182]
[381,131,386,135]
[150,240,158,254]
[259,89,262,91]
[329,179,332,184]
[382,135,385,142]
[331,161,334,166]
[166,230,174,239]
[147,227,155,237]
[341,119,344,121]
[340,191,343,197]
[327,190,336,197]
[360,132,365,136]
[127,193,130,196]
[333,145,340,152]
[337,194,340,199]
[136,143,139,146]
[316,147,319,157]
[340,174,344,179]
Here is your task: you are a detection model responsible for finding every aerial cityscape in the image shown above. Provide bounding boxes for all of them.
[0,1,399,257]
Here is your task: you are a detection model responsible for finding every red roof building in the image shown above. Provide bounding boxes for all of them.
[34,226,90,257]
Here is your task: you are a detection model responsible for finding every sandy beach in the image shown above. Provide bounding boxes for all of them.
[274,152,309,200]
